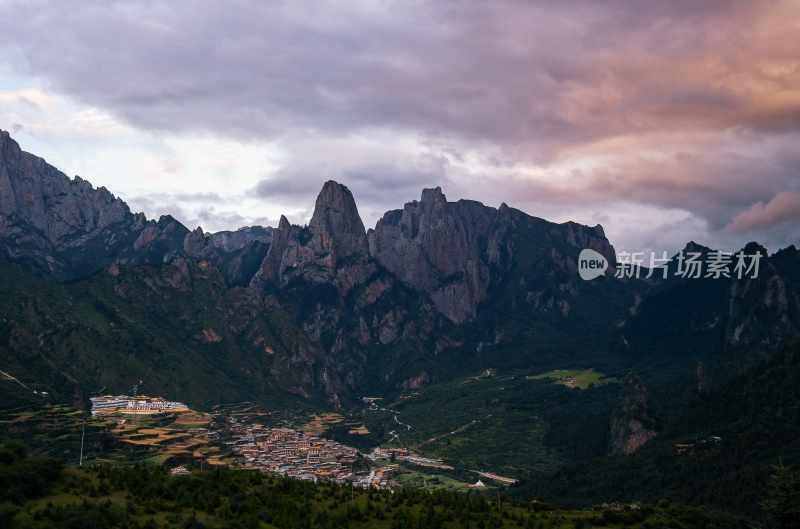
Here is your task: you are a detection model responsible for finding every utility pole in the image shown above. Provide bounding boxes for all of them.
[79,418,86,466]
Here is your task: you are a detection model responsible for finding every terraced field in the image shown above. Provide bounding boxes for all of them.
[0,402,234,468]
[527,368,617,389]
[0,403,124,463]
[301,412,345,436]
[109,410,233,466]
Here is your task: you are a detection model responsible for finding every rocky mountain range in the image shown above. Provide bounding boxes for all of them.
[1,129,799,417]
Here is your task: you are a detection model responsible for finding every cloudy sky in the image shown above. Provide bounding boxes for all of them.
[1,0,798,254]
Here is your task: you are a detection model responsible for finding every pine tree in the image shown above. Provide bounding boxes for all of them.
[762,462,800,529]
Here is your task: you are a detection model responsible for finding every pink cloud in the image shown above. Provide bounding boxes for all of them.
[728,191,800,232]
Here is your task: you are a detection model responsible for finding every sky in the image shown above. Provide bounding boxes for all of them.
[0,0,798,254]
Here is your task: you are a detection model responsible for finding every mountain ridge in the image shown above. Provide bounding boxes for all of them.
[1,130,799,417]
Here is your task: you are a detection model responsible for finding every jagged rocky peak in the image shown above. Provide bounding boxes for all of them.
[369,186,619,323]
[0,130,144,278]
[250,216,292,286]
[183,224,273,287]
[309,180,369,259]
[0,129,132,243]
[0,130,265,280]
[132,215,190,260]
[740,241,768,256]
[251,182,373,291]
[186,225,273,255]
[420,186,446,205]
[681,240,713,255]
[560,220,616,267]
[183,226,207,255]
[209,226,273,252]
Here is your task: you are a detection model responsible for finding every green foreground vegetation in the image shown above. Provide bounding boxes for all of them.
[0,443,754,529]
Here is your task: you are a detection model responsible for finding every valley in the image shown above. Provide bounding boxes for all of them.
[330,367,623,479]
[0,365,628,495]
[1,129,799,527]
[0,392,513,494]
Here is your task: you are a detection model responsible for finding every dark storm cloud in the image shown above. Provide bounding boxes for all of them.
[1,0,799,249]
[2,0,795,147]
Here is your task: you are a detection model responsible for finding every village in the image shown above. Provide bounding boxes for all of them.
[225,418,403,488]
[221,416,519,490]
[88,395,510,491]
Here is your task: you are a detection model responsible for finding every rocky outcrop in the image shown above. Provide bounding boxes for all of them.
[252,181,374,294]
[0,126,630,403]
[208,226,272,252]
[184,225,271,256]
[724,243,800,354]
[309,180,369,262]
[619,241,800,378]
[0,130,139,278]
[609,375,657,455]
[369,187,616,323]
[246,182,463,399]
[184,226,272,287]
[129,214,189,264]
[368,187,496,323]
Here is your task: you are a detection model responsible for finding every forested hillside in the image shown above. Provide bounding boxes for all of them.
[0,443,753,529]
[537,341,800,516]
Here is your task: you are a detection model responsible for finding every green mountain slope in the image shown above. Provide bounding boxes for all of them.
[537,341,800,515]
[0,260,323,408]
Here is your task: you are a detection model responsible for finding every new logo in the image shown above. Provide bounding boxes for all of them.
[578,249,608,280]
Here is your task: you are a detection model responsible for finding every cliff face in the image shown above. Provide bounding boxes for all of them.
[309,180,370,263]
[369,187,617,323]
[368,187,497,323]
[243,181,626,401]
[184,226,272,287]
[724,244,800,353]
[0,130,139,278]
[252,181,374,295]
[609,375,658,455]
[618,242,800,378]
[249,181,456,402]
